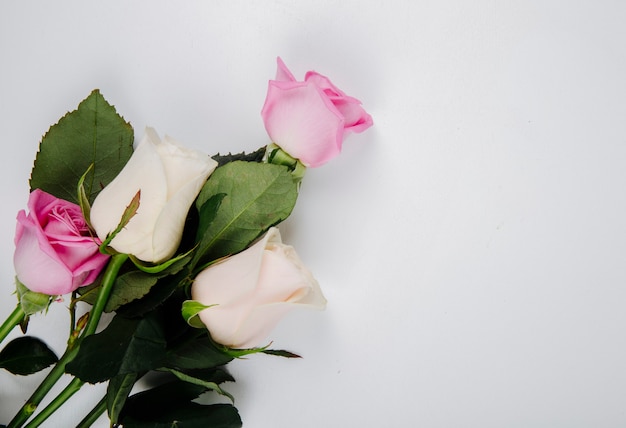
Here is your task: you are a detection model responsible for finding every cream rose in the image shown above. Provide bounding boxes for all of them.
[191,227,326,349]
[90,127,217,263]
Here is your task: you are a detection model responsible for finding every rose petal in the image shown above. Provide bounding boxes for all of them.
[275,57,297,82]
[14,213,74,295]
[304,71,346,97]
[331,97,374,133]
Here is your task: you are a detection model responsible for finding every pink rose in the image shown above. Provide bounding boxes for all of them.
[13,189,110,295]
[261,57,373,167]
[191,227,326,349]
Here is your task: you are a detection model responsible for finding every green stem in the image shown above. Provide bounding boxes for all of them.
[0,305,25,344]
[69,291,77,337]
[23,378,84,428]
[76,396,107,428]
[7,253,128,428]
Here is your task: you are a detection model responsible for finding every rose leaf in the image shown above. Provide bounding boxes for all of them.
[30,89,134,204]
[0,336,58,375]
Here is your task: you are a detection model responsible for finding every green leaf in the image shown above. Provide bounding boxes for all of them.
[130,378,207,406]
[183,367,235,385]
[116,270,191,318]
[30,89,134,204]
[107,372,138,425]
[0,336,58,375]
[192,161,298,268]
[120,380,242,428]
[121,403,242,428]
[66,312,167,383]
[103,271,158,312]
[164,334,232,370]
[195,193,226,255]
[78,270,158,313]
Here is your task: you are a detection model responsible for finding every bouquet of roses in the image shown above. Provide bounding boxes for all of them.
[0,58,372,427]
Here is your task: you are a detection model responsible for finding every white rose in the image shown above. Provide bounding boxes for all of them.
[191,227,326,349]
[90,127,217,263]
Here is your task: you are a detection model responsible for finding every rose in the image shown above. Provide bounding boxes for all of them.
[261,57,373,167]
[90,127,217,263]
[191,227,326,349]
[13,189,109,295]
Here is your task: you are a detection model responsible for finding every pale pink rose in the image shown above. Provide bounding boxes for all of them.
[261,57,373,167]
[191,227,326,349]
[13,189,109,295]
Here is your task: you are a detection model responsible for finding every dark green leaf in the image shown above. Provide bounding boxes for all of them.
[107,372,138,425]
[195,193,226,248]
[181,367,235,385]
[105,271,159,312]
[121,380,242,428]
[164,334,232,370]
[131,378,207,406]
[78,270,158,313]
[116,270,191,318]
[0,336,58,375]
[30,89,134,204]
[66,313,167,383]
[193,161,298,268]
[120,403,242,428]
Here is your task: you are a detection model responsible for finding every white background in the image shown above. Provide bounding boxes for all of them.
[1,1,626,427]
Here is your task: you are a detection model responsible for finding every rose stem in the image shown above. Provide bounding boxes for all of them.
[7,253,128,428]
[23,378,84,428]
[0,305,25,344]
[75,396,106,428]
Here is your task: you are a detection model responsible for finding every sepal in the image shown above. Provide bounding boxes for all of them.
[99,190,140,254]
[15,279,53,316]
[129,248,193,275]
[181,300,216,328]
[219,342,301,359]
[77,163,95,230]
[266,143,306,184]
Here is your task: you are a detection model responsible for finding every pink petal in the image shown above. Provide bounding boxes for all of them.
[331,97,374,133]
[14,215,74,295]
[304,71,346,97]
[28,189,58,224]
[275,57,296,82]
